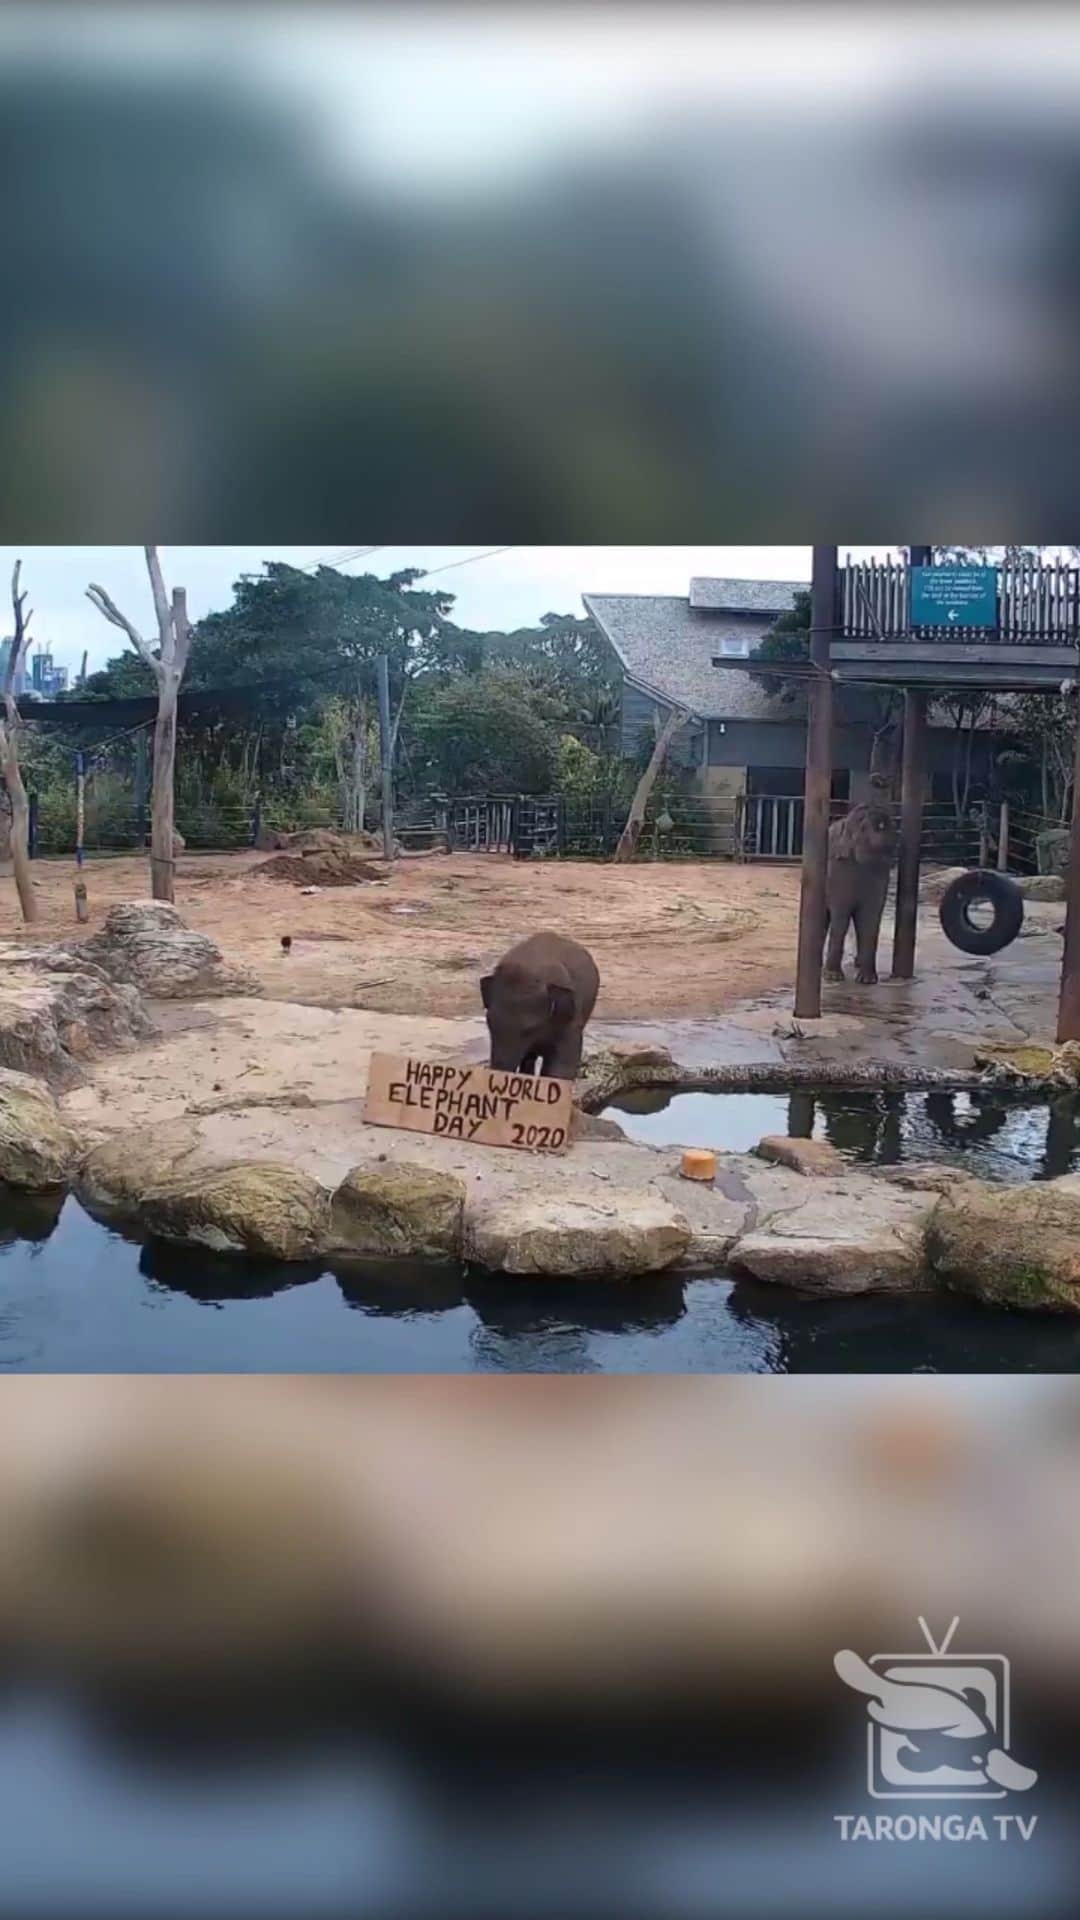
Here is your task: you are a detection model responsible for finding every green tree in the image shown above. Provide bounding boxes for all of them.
[413,668,561,795]
[748,587,814,706]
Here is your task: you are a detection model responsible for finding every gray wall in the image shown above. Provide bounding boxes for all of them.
[620,682,705,767]
[621,683,992,781]
[708,718,993,778]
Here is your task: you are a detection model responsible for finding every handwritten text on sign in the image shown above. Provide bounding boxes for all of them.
[363,1053,573,1152]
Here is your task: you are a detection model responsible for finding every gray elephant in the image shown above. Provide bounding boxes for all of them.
[480,931,600,1079]
[824,802,897,985]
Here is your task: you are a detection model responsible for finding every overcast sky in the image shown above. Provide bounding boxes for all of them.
[4,547,816,677]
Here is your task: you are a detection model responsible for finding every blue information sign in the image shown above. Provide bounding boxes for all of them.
[910,566,999,630]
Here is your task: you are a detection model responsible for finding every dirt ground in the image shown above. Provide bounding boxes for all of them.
[1,849,804,1021]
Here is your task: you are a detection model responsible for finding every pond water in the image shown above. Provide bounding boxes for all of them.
[5,1182,1080,1373]
[0,1687,1068,1919]
[605,1085,1080,1186]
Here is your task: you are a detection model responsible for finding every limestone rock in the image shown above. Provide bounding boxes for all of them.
[0,1069,82,1189]
[0,947,153,1084]
[577,1044,678,1108]
[329,1163,465,1259]
[1016,873,1066,902]
[570,1110,628,1142]
[756,1135,844,1178]
[874,1164,978,1194]
[77,1121,203,1217]
[730,1183,928,1294]
[606,1041,675,1071]
[139,1162,329,1261]
[927,1175,1080,1311]
[464,1189,690,1276]
[77,901,261,1000]
[920,866,971,899]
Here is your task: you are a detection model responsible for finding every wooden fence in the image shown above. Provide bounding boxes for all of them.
[841,554,1080,643]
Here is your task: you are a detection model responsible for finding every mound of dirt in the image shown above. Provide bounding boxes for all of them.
[254,827,383,856]
[256,849,390,888]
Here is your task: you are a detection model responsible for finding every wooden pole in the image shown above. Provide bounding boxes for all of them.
[794,546,837,1018]
[997,799,1009,873]
[1055,692,1080,1042]
[891,688,928,980]
[377,653,394,862]
[75,750,86,869]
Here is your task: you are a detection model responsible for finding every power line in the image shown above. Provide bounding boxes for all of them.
[415,547,516,581]
[295,545,515,582]
[306,546,386,573]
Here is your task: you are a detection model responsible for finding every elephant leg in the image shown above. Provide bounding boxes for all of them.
[823,902,849,982]
[541,1030,584,1081]
[854,871,889,984]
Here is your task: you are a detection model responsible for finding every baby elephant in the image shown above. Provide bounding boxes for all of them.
[824,801,898,985]
[481,932,600,1080]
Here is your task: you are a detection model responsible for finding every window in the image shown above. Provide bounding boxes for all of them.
[712,635,751,660]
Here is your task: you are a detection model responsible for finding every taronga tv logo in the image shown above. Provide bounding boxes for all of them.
[832,1618,1039,1844]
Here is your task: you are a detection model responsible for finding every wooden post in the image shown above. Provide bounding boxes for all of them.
[27,791,37,860]
[997,799,1009,873]
[978,808,989,871]
[149,680,178,901]
[75,751,86,869]
[1055,692,1080,1042]
[891,688,928,980]
[377,652,394,862]
[794,546,837,1018]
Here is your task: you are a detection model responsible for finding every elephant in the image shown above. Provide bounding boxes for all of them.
[480,931,600,1079]
[824,801,898,985]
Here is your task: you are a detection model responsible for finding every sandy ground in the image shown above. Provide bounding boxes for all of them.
[2,850,1069,1143]
[0,849,803,1021]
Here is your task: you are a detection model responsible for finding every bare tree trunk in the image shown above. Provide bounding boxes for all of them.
[0,722,36,922]
[150,677,179,901]
[1,562,37,922]
[87,555,191,908]
[614,708,687,863]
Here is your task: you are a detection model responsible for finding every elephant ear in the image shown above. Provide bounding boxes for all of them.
[480,974,494,1009]
[548,983,575,1026]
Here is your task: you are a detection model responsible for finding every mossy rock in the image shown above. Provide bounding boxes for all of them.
[140,1161,330,1261]
[329,1163,465,1259]
[78,1121,203,1217]
[0,1068,82,1189]
[927,1174,1080,1312]
[974,1043,1057,1078]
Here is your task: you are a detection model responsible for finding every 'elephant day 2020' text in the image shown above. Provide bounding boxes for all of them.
[363,1052,573,1152]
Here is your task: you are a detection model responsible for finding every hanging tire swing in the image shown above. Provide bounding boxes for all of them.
[938,868,1025,957]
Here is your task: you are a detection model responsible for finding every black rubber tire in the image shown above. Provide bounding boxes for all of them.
[938,868,1024,957]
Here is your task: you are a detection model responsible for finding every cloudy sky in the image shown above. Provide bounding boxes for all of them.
[4,547,816,678]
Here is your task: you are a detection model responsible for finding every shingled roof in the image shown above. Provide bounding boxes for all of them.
[583,588,808,722]
[688,577,807,614]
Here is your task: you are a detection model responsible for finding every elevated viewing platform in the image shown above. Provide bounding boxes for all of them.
[833,555,1080,691]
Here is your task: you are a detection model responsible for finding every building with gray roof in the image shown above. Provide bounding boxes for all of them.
[584,577,996,855]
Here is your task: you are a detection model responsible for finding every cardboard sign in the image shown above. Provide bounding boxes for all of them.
[363,1053,573,1152]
